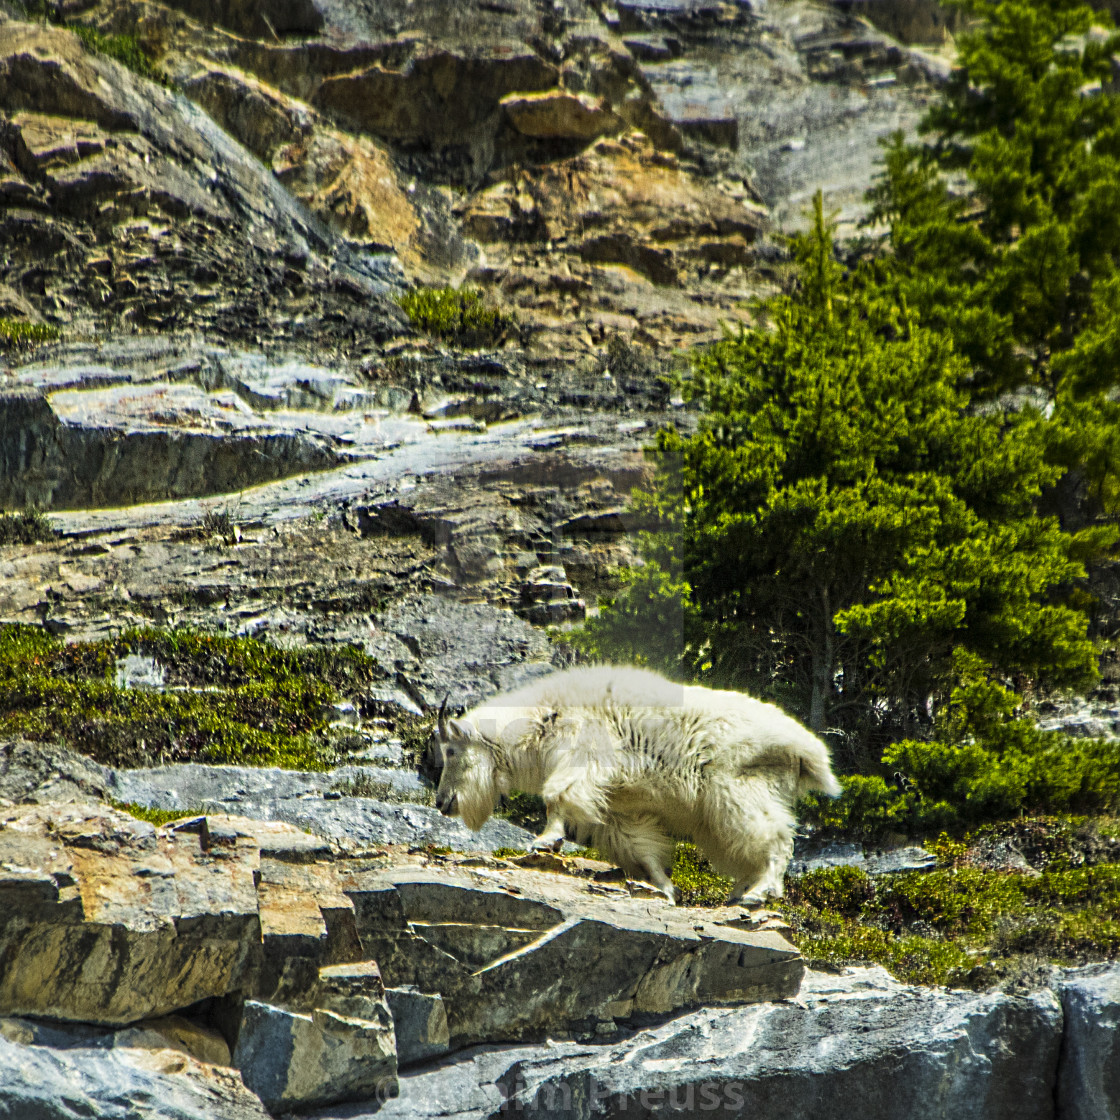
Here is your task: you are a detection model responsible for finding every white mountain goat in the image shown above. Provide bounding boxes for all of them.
[433,665,841,904]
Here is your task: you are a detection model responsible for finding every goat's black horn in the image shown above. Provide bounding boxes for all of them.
[437,691,451,743]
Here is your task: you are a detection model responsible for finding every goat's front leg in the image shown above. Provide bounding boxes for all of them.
[529,806,567,852]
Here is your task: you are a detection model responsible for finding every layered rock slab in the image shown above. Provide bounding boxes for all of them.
[342,867,803,1048]
[357,966,1065,1120]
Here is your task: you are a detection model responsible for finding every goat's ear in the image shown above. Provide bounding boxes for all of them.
[448,718,477,740]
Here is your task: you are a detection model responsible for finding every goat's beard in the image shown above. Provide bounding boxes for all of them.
[452,752,500,832]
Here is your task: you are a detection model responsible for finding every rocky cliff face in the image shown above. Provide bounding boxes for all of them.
[1,0,946,360]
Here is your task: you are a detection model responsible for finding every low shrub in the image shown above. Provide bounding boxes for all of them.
[0,624,384,769]
[397,286,513,346]
[0,508,57,546]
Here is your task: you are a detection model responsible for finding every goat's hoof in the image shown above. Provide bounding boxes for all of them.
[530,836,563,853]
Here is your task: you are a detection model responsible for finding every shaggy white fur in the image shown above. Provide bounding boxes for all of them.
[434,665,841,904]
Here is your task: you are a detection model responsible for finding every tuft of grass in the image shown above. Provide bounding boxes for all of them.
[491,846,529,859]
[70,25,169,85]
[0,320,59,348]
[200,506,240,545]
[109,798,201,826]
[397,286,513,346]
[0,624,387,770]
[0,508,57,546]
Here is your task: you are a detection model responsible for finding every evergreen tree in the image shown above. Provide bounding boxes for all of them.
[869,0,1120,399]
[574,197,1109,771]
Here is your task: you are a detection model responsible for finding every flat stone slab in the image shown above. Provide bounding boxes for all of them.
[0,739,536,852]
[341,865,803,1048]
[335,966,1063,1120]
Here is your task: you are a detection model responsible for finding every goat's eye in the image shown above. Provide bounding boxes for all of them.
[445,747,456,758]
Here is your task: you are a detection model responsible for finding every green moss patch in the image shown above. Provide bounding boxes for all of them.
[0,320,59,348]
[397,286,513,347]
[0,624,384,770]
[70,25,169,85]
[108,799,202,826]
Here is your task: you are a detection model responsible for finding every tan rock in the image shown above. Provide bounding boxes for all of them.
[0,804,261,1025]
[274,128,422,259]
[501,90,623,140]
[115,1014,233,1066]
[181,65,309,161]
[314,47,559,145]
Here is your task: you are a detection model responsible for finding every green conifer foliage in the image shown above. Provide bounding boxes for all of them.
[870,0,1120,398]
[573,197,1110,774]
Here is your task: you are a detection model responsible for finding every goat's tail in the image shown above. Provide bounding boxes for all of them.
[796,730,842,799]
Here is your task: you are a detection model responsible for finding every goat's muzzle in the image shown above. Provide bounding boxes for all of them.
[435,792,458,817]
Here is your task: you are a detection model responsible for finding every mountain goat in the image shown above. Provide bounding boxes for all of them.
[433,665,841,904]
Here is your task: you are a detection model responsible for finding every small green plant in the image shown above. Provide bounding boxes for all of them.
[109,799,201,826]
[70,25,168,85]
[671,843,732,906]
[0,508,57,546]
[491,846,529,859]
[397,286,513,346]
[0,320,59,348]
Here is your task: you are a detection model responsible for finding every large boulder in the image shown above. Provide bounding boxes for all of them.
[1058,964,1120,1120]
[379,966,1064,1120]
[342,867,803,1049]
[0,1030,272,1120]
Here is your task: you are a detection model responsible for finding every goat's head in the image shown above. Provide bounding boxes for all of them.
[433,695,499,831]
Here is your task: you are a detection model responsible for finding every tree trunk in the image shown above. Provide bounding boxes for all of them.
[809,586,833,733]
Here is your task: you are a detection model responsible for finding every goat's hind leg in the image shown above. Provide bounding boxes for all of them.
[701,775,795,906]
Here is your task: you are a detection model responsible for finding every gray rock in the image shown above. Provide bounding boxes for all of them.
[789,840,936,876]
[111,761,427,811]
[0,739,115,806]
[317,967,1062,1120]
[1057,963,1120,1120]
[0,738,534,851]
[386,987,451,1067]
[233,999,398,1114]
[0,1030,270,1120]
[114,654,167,691]
[227,795,536,851]
[345,869,803,1049]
